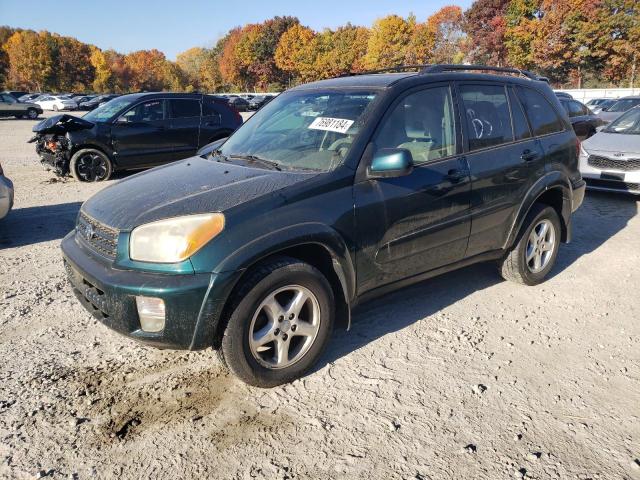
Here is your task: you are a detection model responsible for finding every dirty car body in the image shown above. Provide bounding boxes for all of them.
[62,65,586,386]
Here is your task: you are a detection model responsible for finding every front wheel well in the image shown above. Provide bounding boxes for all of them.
[213,244,350,349]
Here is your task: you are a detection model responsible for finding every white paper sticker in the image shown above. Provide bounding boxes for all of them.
[308,117,354,134]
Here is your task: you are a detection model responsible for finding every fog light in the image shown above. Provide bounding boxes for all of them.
[135,296,165,333]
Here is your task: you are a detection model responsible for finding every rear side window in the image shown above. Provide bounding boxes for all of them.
[508,88,532,141]
[169,99,200,119]
[202,98,224,116]
[517,87,564,136]
[460,84,513,151]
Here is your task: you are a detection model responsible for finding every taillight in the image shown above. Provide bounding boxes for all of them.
[575,137,581,155]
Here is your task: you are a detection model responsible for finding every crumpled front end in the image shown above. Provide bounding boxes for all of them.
[32,134,72,176]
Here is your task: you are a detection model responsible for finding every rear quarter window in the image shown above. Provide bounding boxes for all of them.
[517,87,565,136]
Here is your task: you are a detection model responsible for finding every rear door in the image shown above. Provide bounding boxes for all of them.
[110,99,171,168]
[354,83,472,293]
[166,98,202,160]
[458,82,545,257]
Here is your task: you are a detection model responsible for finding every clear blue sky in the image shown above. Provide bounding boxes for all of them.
[0,0,473,59]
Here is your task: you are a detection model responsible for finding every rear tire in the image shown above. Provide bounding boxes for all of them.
[70,149,113,182]
[53,105,59,112]
[498,204,561,286]
[26,108,38,119]
[221,256,335,387]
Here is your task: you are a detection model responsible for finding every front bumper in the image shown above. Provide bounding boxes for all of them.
[61,232,241,350]
[0,175,14,219]
[580,155,640,195]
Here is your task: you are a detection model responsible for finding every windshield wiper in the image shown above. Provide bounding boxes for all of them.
[229,154,282,171]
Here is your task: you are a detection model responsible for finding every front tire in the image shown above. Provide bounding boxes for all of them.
[26,108,39,119]
[221,256,335,387]
[52,105,59,112]
[70,149,113,182]
[498,204,561,286]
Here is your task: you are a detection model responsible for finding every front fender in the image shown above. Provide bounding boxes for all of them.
[196,222,356,304]
[504,171,573,249]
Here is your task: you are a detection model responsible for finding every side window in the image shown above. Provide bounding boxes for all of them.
[374,86,456,164]
[120,100,165,123]
[0,94,11,102]
[516,87,564,136]
[508,88,532,140]
[169,99,200,119]
[568,101,585,118]
[460,84,513,151]
[202,99,223,117]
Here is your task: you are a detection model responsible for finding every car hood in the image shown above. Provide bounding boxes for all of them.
[583,131,640,155]
[81,156,318,230]
[32,114,94,134]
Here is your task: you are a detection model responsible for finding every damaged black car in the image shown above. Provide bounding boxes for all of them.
[29,93,243,182]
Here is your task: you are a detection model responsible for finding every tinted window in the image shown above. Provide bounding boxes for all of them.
[508,88,532,140]
[517,87,564,136]
[607,98,640,113]
[460,85,513,151]
[119,100,165,123]
[375,86,456,163]
[566,101,585,117]
[202,99,223,116]
[169,99,200,119]
[0,94,13,102]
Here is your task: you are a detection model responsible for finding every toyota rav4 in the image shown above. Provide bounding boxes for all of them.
[62,65,585,387]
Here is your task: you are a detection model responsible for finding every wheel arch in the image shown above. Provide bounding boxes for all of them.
[208,227,356,349]
[505,172,573,250]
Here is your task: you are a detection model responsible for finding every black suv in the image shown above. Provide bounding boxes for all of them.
[30,92,243,181]
[62,65,585,386]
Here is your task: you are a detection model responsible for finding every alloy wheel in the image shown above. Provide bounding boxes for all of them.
[526,219,556,273]
[248,285,321,369]
[76,153,108,181]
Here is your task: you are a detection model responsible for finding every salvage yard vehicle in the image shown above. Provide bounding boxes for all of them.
[597,96,640,123]
[78,94,119,111]
[0,93,42,119]
[30,93,243,181]
[558,97,604,140]
[34,95,78,111]
[0,161,14,220]
[580,105,640,195]
[62,65,585,387]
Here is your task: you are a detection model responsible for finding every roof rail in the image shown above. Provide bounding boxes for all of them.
[421,64,545,81]
[341,65,430,77]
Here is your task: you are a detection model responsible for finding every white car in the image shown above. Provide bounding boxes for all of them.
[34,95,78,112]
[580,106,640,195]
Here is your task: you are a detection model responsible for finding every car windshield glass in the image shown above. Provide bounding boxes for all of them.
[607,98,640,112]
[605,108,640,134]
[83,97,132,122]
[219,89,379,172]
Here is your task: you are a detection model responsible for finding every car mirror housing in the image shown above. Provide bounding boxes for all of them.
[367,148,414,179]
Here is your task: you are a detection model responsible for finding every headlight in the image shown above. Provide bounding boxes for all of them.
[580,144,589,158]
[129,213,225,263]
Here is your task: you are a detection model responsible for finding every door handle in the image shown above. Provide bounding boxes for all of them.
[521,149,539,162]
[446,169,467,183]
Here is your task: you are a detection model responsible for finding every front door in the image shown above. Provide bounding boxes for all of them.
[110,99,171,168]
[354,84,472,294]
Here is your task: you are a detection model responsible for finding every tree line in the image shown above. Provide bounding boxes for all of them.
[1,0,638,93]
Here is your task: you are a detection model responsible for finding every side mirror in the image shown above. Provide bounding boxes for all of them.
[367,148,414,179]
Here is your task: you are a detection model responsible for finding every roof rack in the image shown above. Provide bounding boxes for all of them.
[420,64,545,81]
[342,65,430,77]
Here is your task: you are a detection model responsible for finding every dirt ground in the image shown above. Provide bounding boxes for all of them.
[0,111,639,480]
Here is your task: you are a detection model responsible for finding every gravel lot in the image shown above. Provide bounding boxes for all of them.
[0,111,639,480]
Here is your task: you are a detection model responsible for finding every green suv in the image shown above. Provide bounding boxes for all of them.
[62,65,585,387]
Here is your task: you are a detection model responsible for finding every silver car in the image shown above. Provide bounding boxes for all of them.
[597,96,640,123]
[580,106,640,195]
[0,162,14,219]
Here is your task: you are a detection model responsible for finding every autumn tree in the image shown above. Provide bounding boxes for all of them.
[364,15,415,69]
[4,30,56,91]
[464,0,511,66]
[219,28,245,90]
[124,49,171,91]
[427,6,467,64]
[53,35,94,91]
[0,27,17,88]
[275,24,318,84]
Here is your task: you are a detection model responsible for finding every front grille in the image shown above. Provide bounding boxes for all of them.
[588,155,640,171]
[586,178,640,192]
[76,211,119,260]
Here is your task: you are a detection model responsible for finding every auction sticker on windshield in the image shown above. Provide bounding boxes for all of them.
[308,117,354,134]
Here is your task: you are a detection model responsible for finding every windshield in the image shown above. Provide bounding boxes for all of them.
[219,89,379,171]
[83,97,132,122]
[607,98,640,112]
[605,107,640,134]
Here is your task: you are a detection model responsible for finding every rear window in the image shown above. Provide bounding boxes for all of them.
[202,98,226,116]
[460,84,513,151]
[517,87,564,136]
[169,99,200,119]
